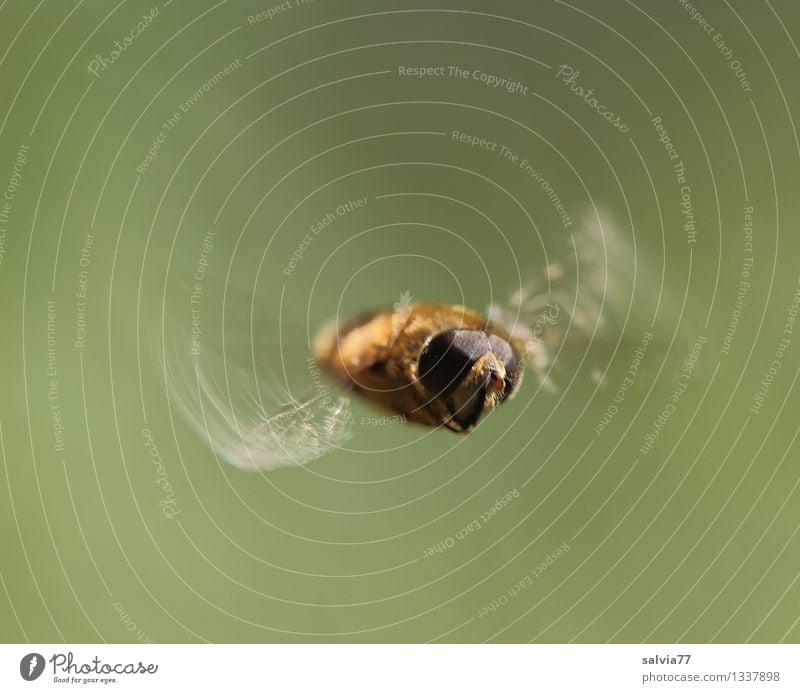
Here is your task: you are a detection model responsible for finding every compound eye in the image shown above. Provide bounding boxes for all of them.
[418,329,491,398]
[488,334,522,400]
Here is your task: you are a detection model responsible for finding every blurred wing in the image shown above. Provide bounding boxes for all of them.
[488,208,690,392]
[165,345,353,471]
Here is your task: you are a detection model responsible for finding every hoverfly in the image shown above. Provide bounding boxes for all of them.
[314,302,525,432]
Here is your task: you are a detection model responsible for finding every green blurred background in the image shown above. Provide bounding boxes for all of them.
[1,0,799,643]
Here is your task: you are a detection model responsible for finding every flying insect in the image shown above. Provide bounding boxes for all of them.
[314,302,525,432]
